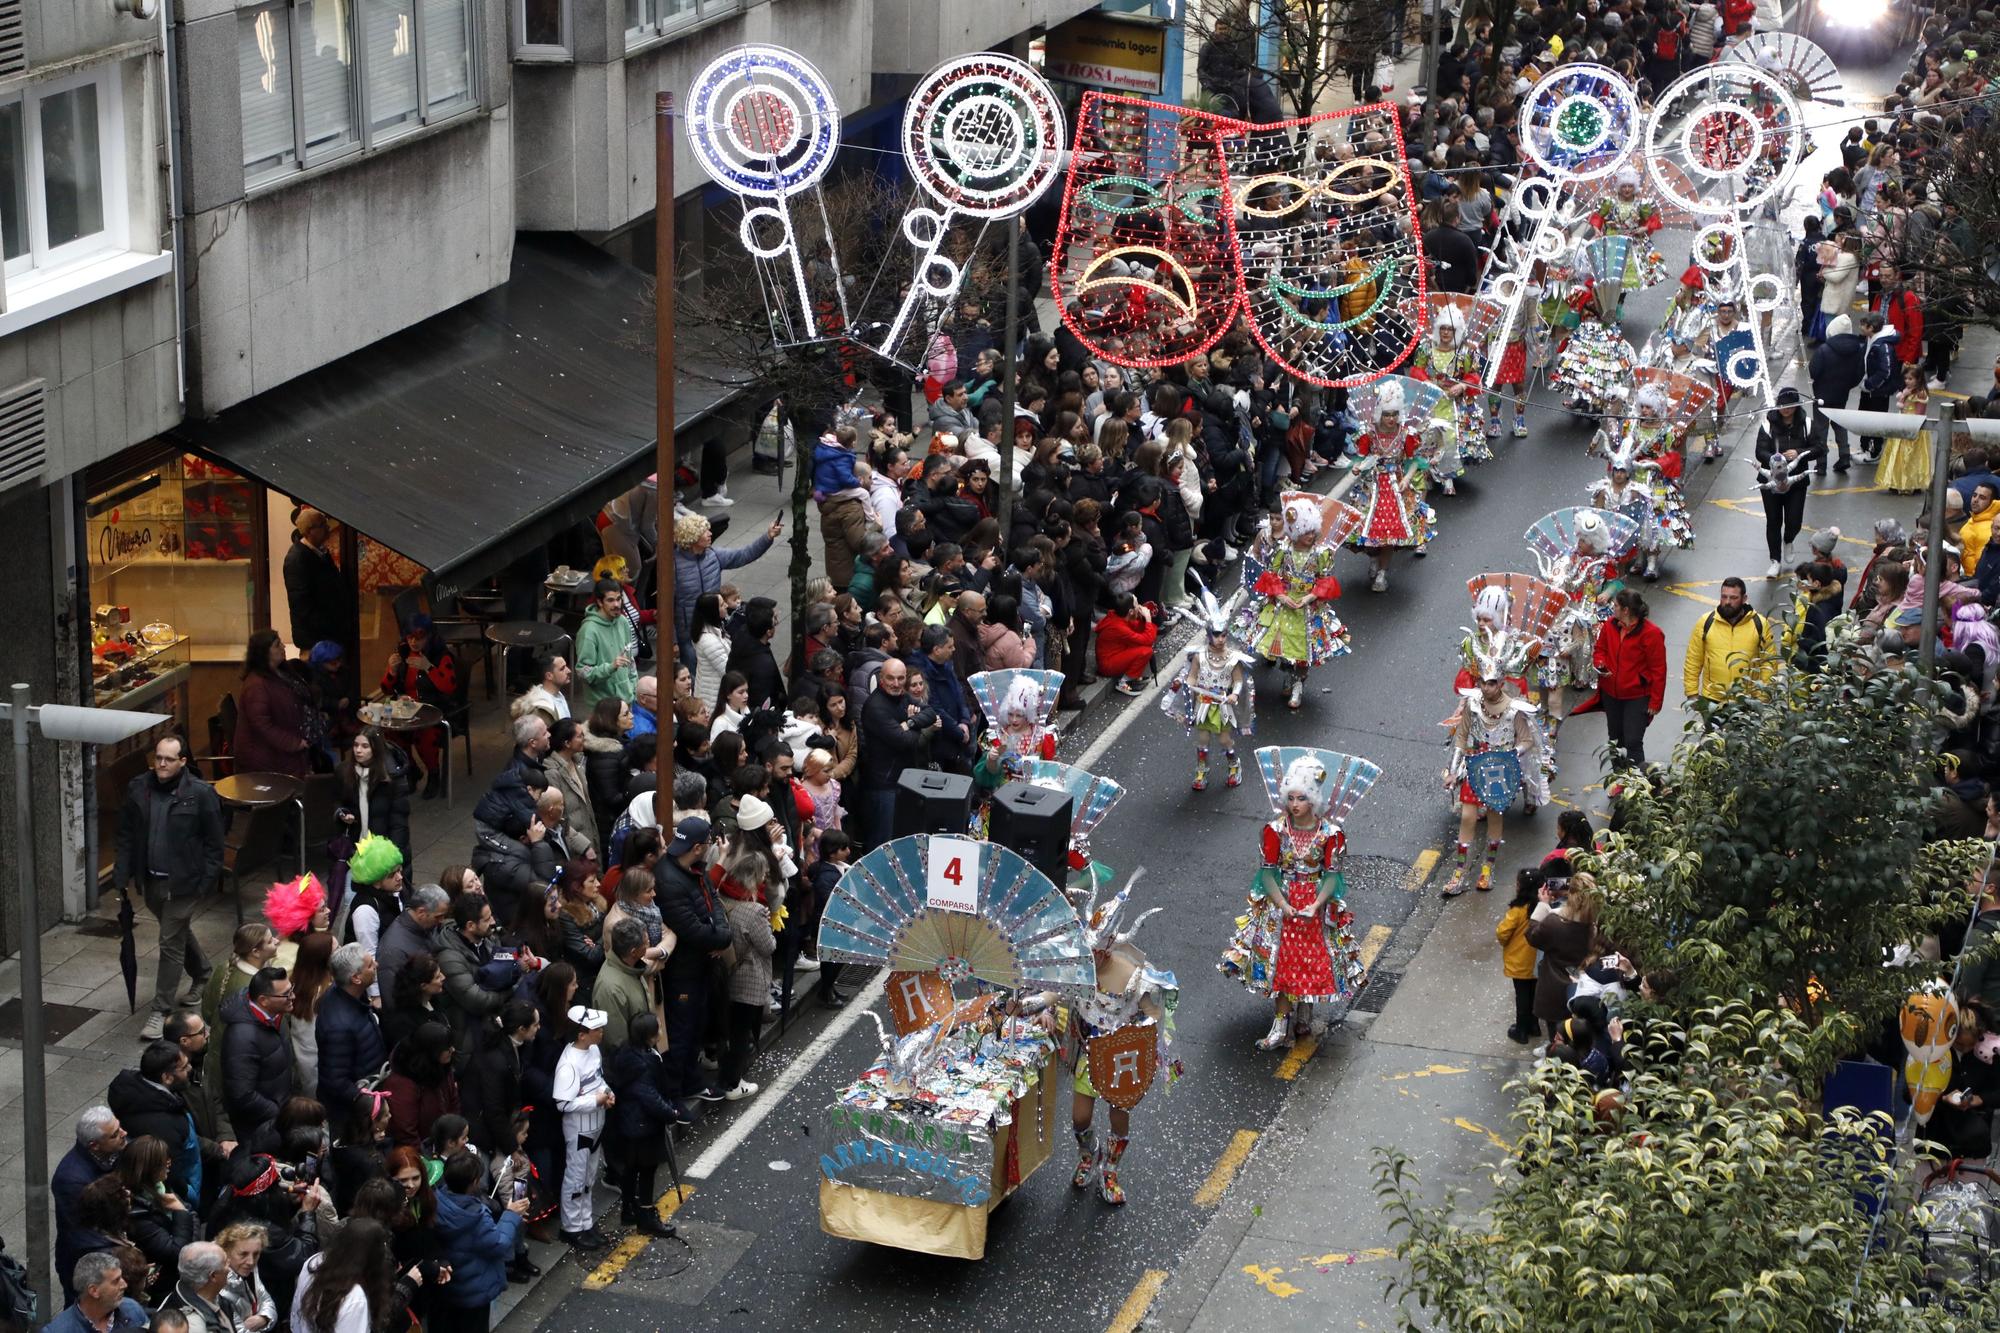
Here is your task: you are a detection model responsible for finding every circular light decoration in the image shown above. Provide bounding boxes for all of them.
[686,44,840,199]
[1693,221,1740,274]
[1722,31,1846,108]
[1522,63,1640,182]
[901,53,1066,219]
[1645,64,1802,216]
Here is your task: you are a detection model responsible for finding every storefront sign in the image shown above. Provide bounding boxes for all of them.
[820,1105,994,1206]
[1044,12,1168,95]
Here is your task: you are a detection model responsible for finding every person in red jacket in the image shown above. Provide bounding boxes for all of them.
[1721,0,1756,37]
[1591,590,1668,769]
[1095,594,1160,694]
[1875,269,1924,369]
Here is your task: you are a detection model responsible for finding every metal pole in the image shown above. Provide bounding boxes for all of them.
[1919,400,1956,676]
[1420,0,1443,143]
[997,214,1022,540]
[12,682,50,1303]
[654,93,678,828]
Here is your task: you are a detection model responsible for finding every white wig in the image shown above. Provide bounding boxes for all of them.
[1473,585,1512,626]
[1615,165,1641,188]
[1433,304,1467,338]
[1635,385,1669,417]
[1284,496,1322,542]
[1278,755,1329,809]
[999,675,1043,726]
[1574,508,1609,553]
[1375,380,1406,419]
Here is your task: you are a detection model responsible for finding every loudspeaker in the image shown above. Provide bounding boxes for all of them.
[991,781,1074,888]
[893,769,973,839]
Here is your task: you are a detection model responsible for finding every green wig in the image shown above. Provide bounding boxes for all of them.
[349,834,404,887]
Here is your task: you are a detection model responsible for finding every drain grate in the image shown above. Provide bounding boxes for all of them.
[0,999,99,1043]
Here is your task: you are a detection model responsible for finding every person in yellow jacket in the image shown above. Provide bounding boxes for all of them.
[1497,868,1541,1043]
[1681,577,1775,703]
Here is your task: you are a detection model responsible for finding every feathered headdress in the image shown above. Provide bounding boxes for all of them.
[263,873,326,938]
[999,674,1045,726]
[1603,435,1651,474]
[349,834,404,887]
[1460,626,1537,685]
[1181,569,1234,636]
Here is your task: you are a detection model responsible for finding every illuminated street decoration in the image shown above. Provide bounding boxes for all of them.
[1052,93,1425,387]
[686,44,844,345]
[866,53,1067,363]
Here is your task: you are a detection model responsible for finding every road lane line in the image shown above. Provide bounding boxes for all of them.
[1104,1269,1170,1333]
[1193,1129,1259,1207]
[653,1183,694,1217]
[1358,923,1392,972]
[685,970,889,1180]
[1274,1034,1317,1080]
[1402,848,1439,892]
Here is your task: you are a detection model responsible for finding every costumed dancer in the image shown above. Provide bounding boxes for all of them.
[1440,632,1549,898]
[1485,285,1534,440]
[1641,267,1714,370]
[1408,305,1486,489]
[1703,296,1754,462]
[1221,749,1378,1050]
[1056,872,1180,1207]
[1526,507,1637,739]
[1587,166,1668,307]
[1237,494,1352,710]
[1349,382,1440,594]
[1591,383,1682,463]
[1162,576,1257,789]
[968,669,1062,834]
[1551,303,1638,422]
[1590,439,1691,583]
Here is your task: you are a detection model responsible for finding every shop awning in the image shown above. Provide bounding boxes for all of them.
[173,233,752,593]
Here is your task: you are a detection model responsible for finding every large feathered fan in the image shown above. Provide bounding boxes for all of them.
[816,834,1096,997]
[1524,507,1643,570]
[1349,374,1453,435]
[967,668,1063,731]
[1632,366,1718,431]
[1465,572,1572,650]
[1021,760,1125,846]
[1253,746,1383,825]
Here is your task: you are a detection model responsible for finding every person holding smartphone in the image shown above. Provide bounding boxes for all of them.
[380,615,459,800]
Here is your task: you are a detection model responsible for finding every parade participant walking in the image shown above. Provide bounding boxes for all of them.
[1222,750,1377,1051]
[1440,634,1548,899]
[1238,496,1350,710]
[1527,508,1632,740]
[1347,383,1438,594]
[1407,306,1485,489]
[1589,440,1690,583]
[1162,578,1255,790]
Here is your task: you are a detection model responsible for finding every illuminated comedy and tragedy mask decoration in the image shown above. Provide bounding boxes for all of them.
[1052,93,1426,387]
[1901,981,1960,1127]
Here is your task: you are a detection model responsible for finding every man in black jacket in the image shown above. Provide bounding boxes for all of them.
[114,735,225,1040]
[220,968,295,1141]
[282,508,351,654]
[727,601,789,710]
[109,1041,216,1206]
[858,659,929,849]
[1809,313,1866,471]
[656,818,731,1110]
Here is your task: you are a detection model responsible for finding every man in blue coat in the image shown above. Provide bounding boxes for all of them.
[916,625,973,774]
[313,944,386,1133]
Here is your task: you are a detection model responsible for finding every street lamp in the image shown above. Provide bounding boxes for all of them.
[2,683,170,1304]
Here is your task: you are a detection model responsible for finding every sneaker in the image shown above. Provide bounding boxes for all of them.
[1930,377,1949,390]
[1256,1014,1291,1050]
[1370,567,1388,593]
[1766,560,1782,578]
[1192,759,1208,792]
[694,1085,729,1103]
[793,954,821,973]
[140,1013,166,1040]
[1513,420,1529,438]
[1286,678,1304,710]
[1440,477,1457,496]
[1226,756,1242,788]
[724,1080,761,1101]
[1334,455,1355,470]
[1485,419,1502,438]
[1115,678,1142,696]
[701,491,736,509]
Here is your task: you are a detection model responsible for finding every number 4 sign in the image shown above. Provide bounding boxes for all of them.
[925,836,980,914]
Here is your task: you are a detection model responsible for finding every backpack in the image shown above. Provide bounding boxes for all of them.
[0,1237,37,1329]
[1699,609,1771,658]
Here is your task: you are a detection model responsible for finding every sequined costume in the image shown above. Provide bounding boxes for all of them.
[1164,576,1258,790]
[1408,337,1489,471]
[1349,426,1438,551]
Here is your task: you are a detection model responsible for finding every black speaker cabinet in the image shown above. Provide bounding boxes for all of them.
[991,781,1074,887]
[893,769,973,838]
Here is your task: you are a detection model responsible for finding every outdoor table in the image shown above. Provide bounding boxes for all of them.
[215,772,306,922]
[362,702,452,807]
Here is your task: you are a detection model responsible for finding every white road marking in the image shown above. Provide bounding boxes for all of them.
[684,969,889,1179]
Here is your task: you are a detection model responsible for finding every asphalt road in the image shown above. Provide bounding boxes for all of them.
[521,55,1891,1326]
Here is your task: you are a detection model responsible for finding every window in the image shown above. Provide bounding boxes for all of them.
[624,0,705,50]
[514,0,569,57]
[238,0,478,188]
[0,66,127,281]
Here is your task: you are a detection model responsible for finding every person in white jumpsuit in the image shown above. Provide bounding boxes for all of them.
[554,1004,615,1249]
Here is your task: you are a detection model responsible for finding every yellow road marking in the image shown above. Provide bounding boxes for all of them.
[1300,1246,1396,1267]
[1275,1034,1317,1080]
[581,1185,697,1290]
[1194,1129,1259,1206]
[1242,1264,1303,1298]
[1357,924,1392,973]
[1105,1269,1170,1333]
[1450,1115,1512,1151]
[1657,578,1723,606]
[1710,495,1875,546]
[582,1235,649,1291]
[1402,848,1439,892]
[1383,1063,1468,1082]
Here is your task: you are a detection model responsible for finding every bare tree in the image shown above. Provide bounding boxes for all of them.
[1873,120,2000,327]
[1185,0,1405,123]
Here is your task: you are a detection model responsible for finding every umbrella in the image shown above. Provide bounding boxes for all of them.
[118,888,138,1013]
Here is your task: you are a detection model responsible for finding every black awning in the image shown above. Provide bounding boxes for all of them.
[174,232,751,593]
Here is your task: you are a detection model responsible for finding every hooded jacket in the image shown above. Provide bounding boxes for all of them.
[108,1067,203,1202]
[1809,329,1865,405]
[1860,327,1901,397]
[433,1186,524,1308]
[575,604,638,709]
